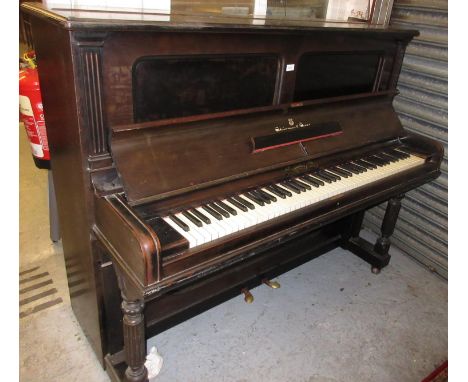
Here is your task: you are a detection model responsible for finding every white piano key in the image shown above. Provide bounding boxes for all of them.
[175,213,206,246]
[195,207,227,237]
[180,212,214,242]
[163,216,198,248]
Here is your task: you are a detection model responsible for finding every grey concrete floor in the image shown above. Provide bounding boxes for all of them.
[19,127,447,382]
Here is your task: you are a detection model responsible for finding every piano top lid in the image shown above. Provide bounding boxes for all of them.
[21,2,418,38]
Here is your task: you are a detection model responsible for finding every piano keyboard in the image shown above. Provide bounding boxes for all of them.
[163,149,425,249]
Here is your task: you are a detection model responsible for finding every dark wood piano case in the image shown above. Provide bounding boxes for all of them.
[21,3,442,381]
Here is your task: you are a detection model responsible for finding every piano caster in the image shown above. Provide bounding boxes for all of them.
[262,278,281,289]
[371,266,381,275]
[241,288,254,304]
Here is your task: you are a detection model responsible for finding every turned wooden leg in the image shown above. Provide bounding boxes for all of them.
[122,296,148,382]
[341,196,405,272]
[370,194,404,273]
[374,194,404,257]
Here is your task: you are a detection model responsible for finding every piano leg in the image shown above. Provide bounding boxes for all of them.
[121,295,149,382]
[373,195,404,260]
[341,195,405,273]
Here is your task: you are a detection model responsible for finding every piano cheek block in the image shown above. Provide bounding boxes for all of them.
[94,194,162,285]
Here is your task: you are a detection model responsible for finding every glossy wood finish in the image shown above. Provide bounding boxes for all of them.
[112,97,404,205]
[121,298,148,382]
[26,15,107,364]
[21,3,442,380]
[20,2,418,34]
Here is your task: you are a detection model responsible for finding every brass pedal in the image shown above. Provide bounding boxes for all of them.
[241,288,254,304]
[262,278,281,289]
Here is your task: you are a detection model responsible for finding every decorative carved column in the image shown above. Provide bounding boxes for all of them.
[121,295,148,382]
[72,32,113,171]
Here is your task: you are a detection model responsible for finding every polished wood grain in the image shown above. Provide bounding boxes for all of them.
[22,3,441,380]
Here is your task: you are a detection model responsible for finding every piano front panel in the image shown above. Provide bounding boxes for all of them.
[102,30,402,128]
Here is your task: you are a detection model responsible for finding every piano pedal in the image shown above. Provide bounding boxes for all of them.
[241,288,254,304]
[262,278,281,289]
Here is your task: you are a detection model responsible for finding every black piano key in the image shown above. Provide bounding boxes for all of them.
[273,184,293,197]
[354,159,376,169]
[191,208,211,224]
[245,192,265,206]
[378,152,398,163]
[385,149,404,159]
[233,195,255,210]
[265,185,286,199]
[373,154,391,164]
[381,150,400,161]
[348,161,368,172]
[397,148,412,157]
[349,162,369,172]
[202,205,223,220]
[227,197,248,212]
[317,170,337,182]
[346,162,366,173]
[257,188,277,202]
[293,178,311,190]
[182,210,203,227]
[365,156,386,166]
[216,200,237,216]
[328,167,351,178]
[389,148,410,159]
[209,202,230,218]
[302,175,324,187]
[338,163,360,175]
[312,172,332,183]
[169,214,190,232]
[288,179,307,191]
[299,175,319,187]
[281,181,301,194]
[322,170,341,181]
[252,190,271,204]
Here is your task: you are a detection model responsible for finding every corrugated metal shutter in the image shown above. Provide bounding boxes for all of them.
[364,0,448,278]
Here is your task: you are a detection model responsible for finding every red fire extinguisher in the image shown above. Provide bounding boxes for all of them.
[19,51,50,169]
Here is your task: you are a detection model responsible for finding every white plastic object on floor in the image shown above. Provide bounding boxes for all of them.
[145,346,163,381]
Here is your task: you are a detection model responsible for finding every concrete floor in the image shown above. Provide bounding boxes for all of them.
[19,127,447,382]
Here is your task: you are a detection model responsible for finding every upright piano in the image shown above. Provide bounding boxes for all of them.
[21,3,443,381]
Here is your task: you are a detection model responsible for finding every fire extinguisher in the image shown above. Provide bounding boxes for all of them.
[19,51,50,169]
